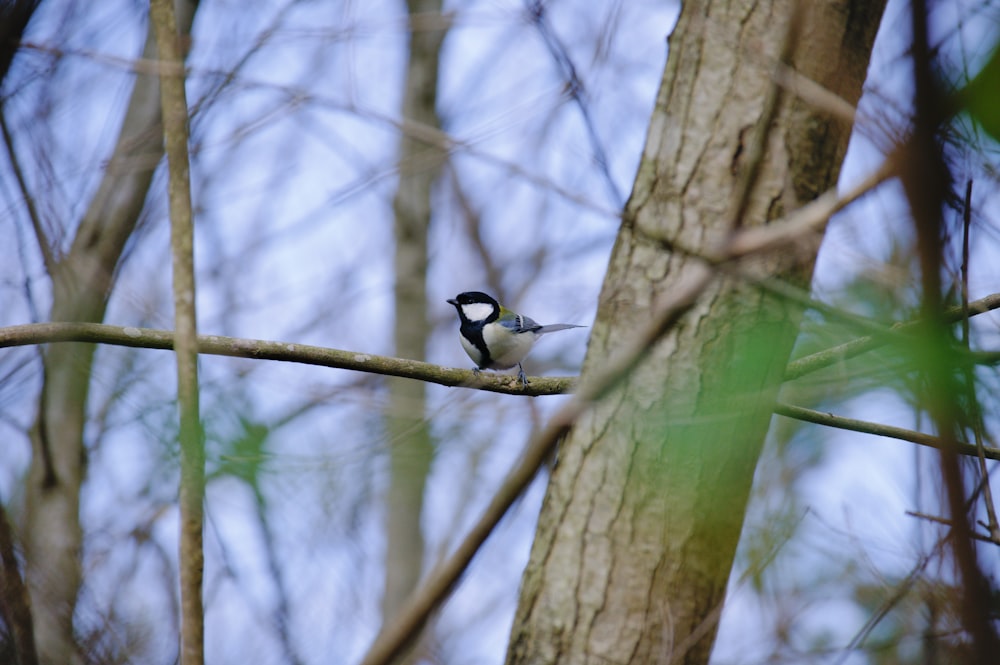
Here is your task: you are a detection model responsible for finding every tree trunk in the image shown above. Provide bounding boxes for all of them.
[506,1,886,664]
[383,0,446,659]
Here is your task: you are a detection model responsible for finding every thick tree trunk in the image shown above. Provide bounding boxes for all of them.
[506,2,886,664]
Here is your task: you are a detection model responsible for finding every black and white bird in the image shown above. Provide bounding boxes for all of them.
[447,291,583,386]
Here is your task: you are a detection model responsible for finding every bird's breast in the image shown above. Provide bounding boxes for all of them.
[481,324,538,369]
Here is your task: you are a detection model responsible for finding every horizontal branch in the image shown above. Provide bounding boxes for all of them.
[904,511,999,544]
[775,402,1000,461]
[7,321,1000,441]
[0,322,574,397]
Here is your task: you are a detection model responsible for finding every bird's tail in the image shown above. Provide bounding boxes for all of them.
[536,323,585,334]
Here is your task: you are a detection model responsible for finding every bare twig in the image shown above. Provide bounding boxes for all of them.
[774,402,1000,461]
[905,512,998,544]
[832,539,942,665]
[525,0,623,207]
[0,110,58,275]
[149,1,204,664]
[6,318,1000,463]
[22,3,198,662]
[960,180,1000,544]
[771,60,857,125]
[725,156,895,259]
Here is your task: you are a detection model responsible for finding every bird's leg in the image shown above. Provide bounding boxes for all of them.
[516,363,529,387]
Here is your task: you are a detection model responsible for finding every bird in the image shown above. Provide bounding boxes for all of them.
[447,291,583,386]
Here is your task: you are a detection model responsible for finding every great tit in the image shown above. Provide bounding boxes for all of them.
[447,291,583,386]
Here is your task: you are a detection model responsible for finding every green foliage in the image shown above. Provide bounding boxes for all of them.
[960,43,1000,144]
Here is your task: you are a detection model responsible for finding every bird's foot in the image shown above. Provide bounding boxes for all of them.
[516,363,529,387]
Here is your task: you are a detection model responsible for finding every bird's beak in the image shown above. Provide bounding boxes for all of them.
[446,298,458,306]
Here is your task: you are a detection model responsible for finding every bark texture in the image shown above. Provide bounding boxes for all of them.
[506,2,886,664]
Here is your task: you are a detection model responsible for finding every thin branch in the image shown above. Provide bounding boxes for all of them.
[635,154,898,341]
[0,322,577,396]
[960,179,1000,544]
[724,155,895,259]
[905,512,998,544]
[774,402,1000,461]
[525,0,623,207]
[832,539,942,665]
[149,1,204,664]
[0,108,58,275]
[784,291,1000,381]
[771,59,857,125]
[6,318,1000,421]
[21,4,198,662]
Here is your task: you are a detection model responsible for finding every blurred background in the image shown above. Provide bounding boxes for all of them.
[1,0,998,663]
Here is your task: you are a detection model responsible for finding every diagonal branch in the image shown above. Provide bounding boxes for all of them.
[525,0,623,207]
[0,109,57,275]
[724,155,895,259]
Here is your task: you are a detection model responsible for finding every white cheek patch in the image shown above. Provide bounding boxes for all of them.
[461,302,494,322]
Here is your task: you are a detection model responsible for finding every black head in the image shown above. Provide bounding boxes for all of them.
[447,291,500,325]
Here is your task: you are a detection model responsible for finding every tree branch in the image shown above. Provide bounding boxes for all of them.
[0,109,57,275]
[0,322,577,396]
[784,291,1000,380]
[150,1,204,663]
[905,512,998,544]
[960,180,1000,544]
[774,402,1000,461]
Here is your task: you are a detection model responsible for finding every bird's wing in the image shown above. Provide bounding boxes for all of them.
[497,310,542,334]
